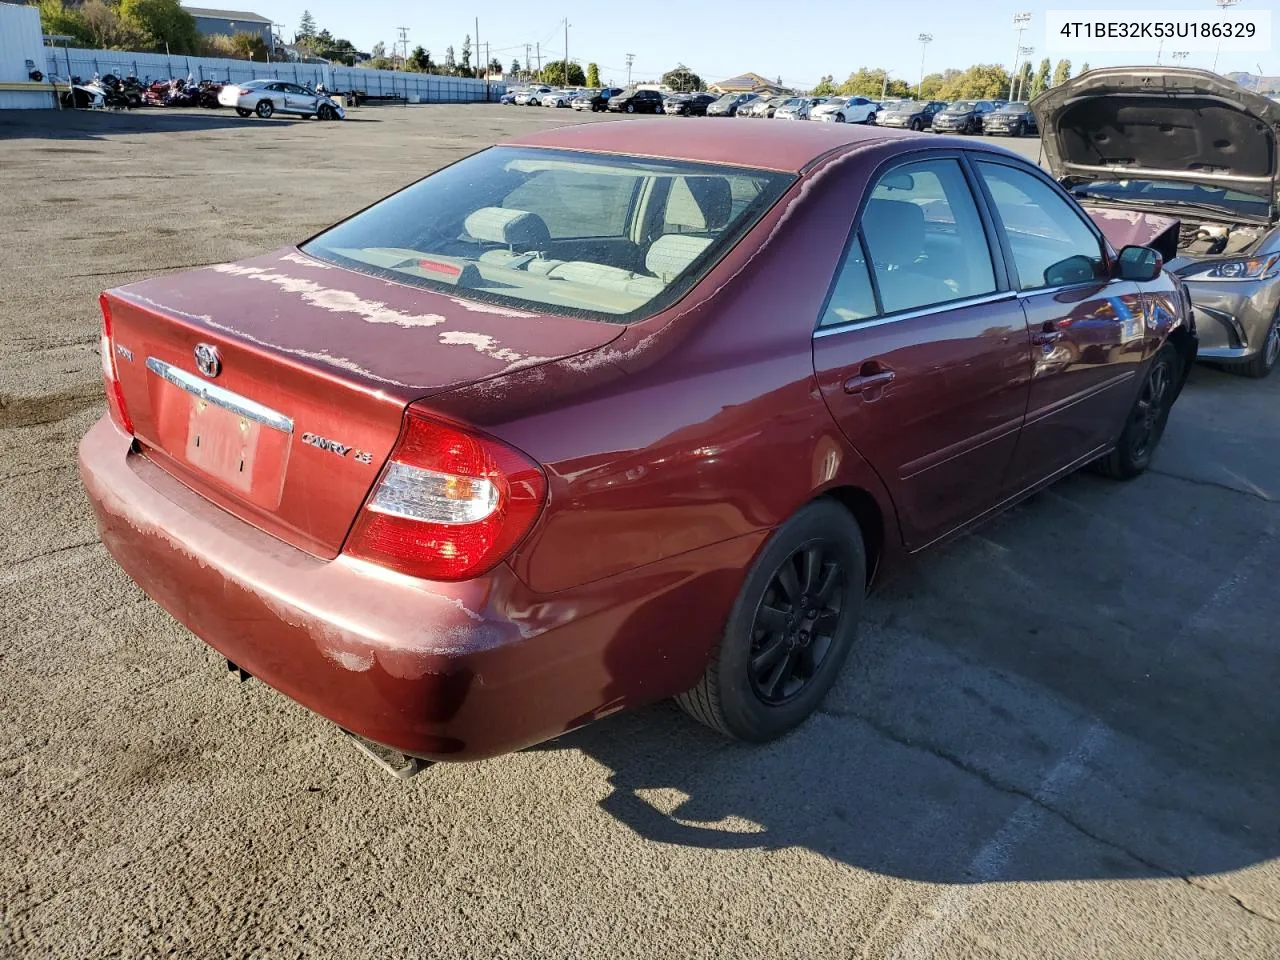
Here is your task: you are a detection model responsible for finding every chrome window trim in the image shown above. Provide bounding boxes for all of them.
[145,357,294,434]
[813,290,1016,338]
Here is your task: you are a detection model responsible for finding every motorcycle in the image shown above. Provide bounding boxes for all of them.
[196,80,224,108]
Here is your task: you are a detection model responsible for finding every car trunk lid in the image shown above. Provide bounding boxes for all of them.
[1031,66,1280,209]
[105,247,623,559]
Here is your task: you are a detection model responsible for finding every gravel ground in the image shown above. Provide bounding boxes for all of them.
[1,104,1277,960]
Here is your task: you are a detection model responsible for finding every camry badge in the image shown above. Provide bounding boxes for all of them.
[194,343,222,379]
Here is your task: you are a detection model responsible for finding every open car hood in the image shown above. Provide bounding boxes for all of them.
[1031,67,1280,209]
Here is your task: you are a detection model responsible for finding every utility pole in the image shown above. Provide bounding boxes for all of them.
[524,43,531,74]
[536,41,541,75]
[916,34,931,98]
[475,16,480,78]
[1009,12,1031,100]
[625,52,634,87]
[395,26,409,69]
[1213,0,1240,73]
[563,17,569,84]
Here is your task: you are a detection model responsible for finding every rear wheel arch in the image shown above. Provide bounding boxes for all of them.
[816,486,885,589]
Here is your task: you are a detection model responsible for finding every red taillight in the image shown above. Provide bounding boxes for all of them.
[98,293,134,434]
[344,408,547,581]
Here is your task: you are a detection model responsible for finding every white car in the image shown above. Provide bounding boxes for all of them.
[542,88,580,108]
[217,79,345,120]
[515,85,552,105]
[809,95,878,124]
[773,96,827,120]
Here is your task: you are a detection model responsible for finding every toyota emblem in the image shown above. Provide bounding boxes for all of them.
[193,343,222,378]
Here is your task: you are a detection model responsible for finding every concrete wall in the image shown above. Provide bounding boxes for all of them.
[0,4,56,109]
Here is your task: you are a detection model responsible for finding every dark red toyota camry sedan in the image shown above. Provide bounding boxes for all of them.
[80,120,1195,769]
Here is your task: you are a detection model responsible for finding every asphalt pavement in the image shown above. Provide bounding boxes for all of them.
[1,104,1276,960]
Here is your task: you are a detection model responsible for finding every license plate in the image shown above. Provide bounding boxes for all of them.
[185,398,261,493]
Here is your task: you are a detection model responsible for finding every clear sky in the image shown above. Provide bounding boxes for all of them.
[259,0,1273,88]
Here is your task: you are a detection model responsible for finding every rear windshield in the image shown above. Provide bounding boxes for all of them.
[302,147,793,323]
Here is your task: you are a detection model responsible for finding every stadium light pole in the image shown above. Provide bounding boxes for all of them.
[917,33,932,98]
[1213,0,1240,74]
[1010,12,1032,99]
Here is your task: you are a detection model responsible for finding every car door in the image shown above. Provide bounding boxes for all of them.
[972,157,1145,492]
[812,155,1031,550]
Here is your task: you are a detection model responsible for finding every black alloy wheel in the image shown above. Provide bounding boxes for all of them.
[677,500,866,741]
[747,542,847,705]
[318,103,336,121]
[1096,343,1180,479]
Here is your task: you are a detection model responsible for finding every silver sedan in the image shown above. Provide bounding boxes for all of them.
[217,79,345,120]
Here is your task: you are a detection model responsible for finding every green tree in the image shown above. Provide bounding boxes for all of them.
[488,58,502,76]
[36,0,95,46]
[1014,61,1032,100]
[120,0,198,53]
[661,64,703,92]
[408,45,431,72]
[460,34,472,72]
[443,45,456,73]
[298,10,316,42]
[1079,61,1090,76]
[371,41,386,60]
[512,58,523,78]
[586,62,600,87]
[1031,58,1051,97]
[839,67,909,98]
[540,60,585,85]
[918,71,945,98]
[230,30,268,60]
[1052,58,1072,87]
[812,74,836,96]
[82,0,150,49]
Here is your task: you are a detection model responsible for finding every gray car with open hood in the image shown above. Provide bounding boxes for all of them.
[1033,67,1280,377]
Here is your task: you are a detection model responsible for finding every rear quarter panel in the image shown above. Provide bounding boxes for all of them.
[430,144,912,596]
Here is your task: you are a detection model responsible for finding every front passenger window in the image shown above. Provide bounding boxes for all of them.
[976,161,1106,290]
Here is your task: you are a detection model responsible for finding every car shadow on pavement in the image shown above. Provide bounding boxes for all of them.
[541,468,1280,887]
[0,109,376,140]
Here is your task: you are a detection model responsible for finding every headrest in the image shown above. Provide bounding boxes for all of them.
[862,198,925,267]
[463,207,551,250]
[665,177,733,231]
[646,234,714,282]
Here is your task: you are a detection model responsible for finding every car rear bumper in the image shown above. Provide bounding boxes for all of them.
[79,416,756,761]
[1182,277,1280,362]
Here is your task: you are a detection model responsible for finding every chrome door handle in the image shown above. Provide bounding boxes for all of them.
[1032,329,1064,345]
[843,370,896,395]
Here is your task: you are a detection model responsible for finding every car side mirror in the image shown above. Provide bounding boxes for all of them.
[1044,254,1098,286]
[1115,245,1163,282]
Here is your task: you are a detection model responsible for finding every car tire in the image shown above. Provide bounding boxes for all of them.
[235,107,251,117]
[1239,307,1280,378]
[909,118,922,131]
[835,113,845,123]
[255,100,273,119]
[1095,343,1181,480]
[676,499,866,742]
[1012,121,1024,137]
[866,112,877,125]
[318,104,336,121]
[625,103,635,113]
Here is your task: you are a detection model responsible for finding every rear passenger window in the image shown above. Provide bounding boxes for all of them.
[861,158,996,314]
[976,161,1105,289]
[819,236,878,328]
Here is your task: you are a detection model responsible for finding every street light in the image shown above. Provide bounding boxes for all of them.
[917,33,932,99]
[1010,12,1032,100]
[1012,46,1034,100]
[1213,0,1240,73]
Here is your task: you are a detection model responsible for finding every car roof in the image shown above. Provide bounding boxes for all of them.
[503,118,920,173]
